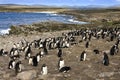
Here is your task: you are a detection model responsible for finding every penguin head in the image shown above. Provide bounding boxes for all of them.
[59,57,63,61]
[42,64,46,67]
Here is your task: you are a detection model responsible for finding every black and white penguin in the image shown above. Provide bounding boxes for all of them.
[41,64,48,75]
[80,51,87,61]
[15,61,22,75]
[0,49,4,56]
[8,59,16,69]
[85,41,89,48]
[62,40,70,48]
[43,47,48,55]
[28,56,38,66]
[36,53,41,63]
[9,48,15,56]
[59,66,71,73]
[57,48,62,57]
[48,41,52,50]
[110,44,119,56]
[103,52,109,66]
[9,48,20,59]
[28,56,33,65]
[58,57,65,70]
[13,43,17,49]
[110,33,114,41]
[25,45,32,59]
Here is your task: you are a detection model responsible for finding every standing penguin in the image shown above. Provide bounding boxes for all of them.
[8,59,16,69]
[36,53,41,63]
[80,51,87,61]
[0,49,4,56]
[110,44,119,56]
[25,45,32,59]
[28,56,38,66]
[85,41,89,48]
[103,52,109,66]
[43,47,48,55]
[15,61,22,75]
[57,48,62,57]
[58,57,65,70]
[32,56,38,66]
[41,64,48,75]
[28,56,33,65]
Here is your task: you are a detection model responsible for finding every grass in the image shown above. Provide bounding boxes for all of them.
[9,20,120,35]
[5,7,120,35]
[0,6,68,12]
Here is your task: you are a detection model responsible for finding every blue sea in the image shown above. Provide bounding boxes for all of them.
[0,12,87,34]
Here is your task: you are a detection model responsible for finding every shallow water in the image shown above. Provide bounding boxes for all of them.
[0,12,87,34]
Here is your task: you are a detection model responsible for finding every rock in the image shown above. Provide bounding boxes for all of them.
[98,72,114,78]
[3,73,10,78]
[3,72,15,79]
[17,70,37,80]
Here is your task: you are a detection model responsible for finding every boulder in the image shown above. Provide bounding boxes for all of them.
[17,70,37,80]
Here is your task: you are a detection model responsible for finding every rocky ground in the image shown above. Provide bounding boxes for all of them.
[0,30,120,80]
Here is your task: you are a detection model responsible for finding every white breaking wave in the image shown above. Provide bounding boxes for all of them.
[50,13,58,16]
[33,11,56,14]
[0,28,10,35]
[68,19,87,24]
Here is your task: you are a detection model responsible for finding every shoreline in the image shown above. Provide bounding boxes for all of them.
[0,11,88,35]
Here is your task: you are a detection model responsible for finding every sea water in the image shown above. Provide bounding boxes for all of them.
[0,12,87,34]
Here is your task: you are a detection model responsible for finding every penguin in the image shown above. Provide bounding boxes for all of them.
[110,34,114,41]
[57,48,62,57]
[13,49,19,56]
[15,61,22,75]
[36,53,41,63]
[58,57,65,70]
[80,51,86,61]
[32,56,38,66]
[85,41,89,48]
[0,49,4,56]
[9,48,20,59]
[9,48,15,57]
[103,52,109,66]
[64,41,70,48]
[3,51,8,56]
[25,45,32,59]
[43,47,48,55]
[110,44,119,56]
[8,59,16,69]
[28,56,38,66]
[28,56,33,65]
[41,64,48,75]
[39,41,43,48]
[13,43,17,49]
[59,66,71,73]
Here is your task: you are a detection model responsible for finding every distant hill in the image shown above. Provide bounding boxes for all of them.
[0,4,120,10]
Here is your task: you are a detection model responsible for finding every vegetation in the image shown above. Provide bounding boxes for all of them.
[5,6,120,35]
[0,6,68,12]
[9,21,83,35]
[9,20,120,35]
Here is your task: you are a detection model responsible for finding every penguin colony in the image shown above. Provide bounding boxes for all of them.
[0,27,120,76]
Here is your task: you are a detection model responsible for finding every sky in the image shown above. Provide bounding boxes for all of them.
[0,0,120,6]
